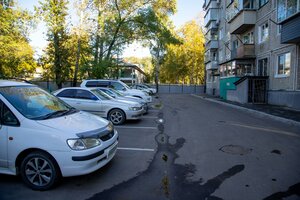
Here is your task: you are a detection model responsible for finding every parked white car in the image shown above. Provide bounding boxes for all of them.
[97,87,148,113]
[53,87,144,125]
[0,80,118,190]
[80,79,152,103]
[132,84,157,95]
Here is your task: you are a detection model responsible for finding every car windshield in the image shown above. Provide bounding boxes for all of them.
[122,82,131,89]
[0,86,75,120]
[92,89,112,100]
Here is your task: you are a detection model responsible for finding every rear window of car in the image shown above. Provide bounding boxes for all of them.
[75,90,98,100]
[85,81,108,87]
[57,89,76,98]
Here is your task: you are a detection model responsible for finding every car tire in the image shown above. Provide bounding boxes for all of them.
[20,151,60,191]
[108,109,126,125]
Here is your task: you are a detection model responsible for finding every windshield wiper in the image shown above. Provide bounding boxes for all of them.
[39,110,69,120]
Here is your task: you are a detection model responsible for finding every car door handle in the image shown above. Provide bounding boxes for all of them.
[76,102,81,104]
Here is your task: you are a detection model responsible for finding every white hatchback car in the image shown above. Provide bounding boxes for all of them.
[0,80,118,190]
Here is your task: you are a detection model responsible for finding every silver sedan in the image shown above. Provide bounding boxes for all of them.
[97,87,148,113]
[53,87,144,125]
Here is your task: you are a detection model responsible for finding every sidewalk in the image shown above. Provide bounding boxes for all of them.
[192,94,300,125]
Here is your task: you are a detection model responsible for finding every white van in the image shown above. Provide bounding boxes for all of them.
[80,79,152,103]
[0,80,118,190]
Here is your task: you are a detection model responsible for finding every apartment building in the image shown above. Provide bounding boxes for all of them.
[203,0,300,109]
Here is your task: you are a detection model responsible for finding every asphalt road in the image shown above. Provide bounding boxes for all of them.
[0,94,300,200]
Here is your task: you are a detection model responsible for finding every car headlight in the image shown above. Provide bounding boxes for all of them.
[67,138,101,150]
[107,122,114,132]
[129,107,141,111]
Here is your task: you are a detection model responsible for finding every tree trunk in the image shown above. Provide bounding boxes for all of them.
[73,38,81,87]
[54,32,62,89]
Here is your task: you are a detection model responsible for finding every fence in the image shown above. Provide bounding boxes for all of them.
[154,84,205,94]
[31,81,205,94]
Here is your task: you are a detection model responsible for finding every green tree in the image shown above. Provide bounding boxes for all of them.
[37,0,70,88]
[160,20,205,84]
[88,0,177,78]
[0,0,36,78]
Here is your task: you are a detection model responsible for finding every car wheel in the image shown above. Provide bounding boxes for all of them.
[20,151,60,191]
[108,109,126,125]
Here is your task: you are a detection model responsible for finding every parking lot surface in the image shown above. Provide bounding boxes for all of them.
[1,94,300,200]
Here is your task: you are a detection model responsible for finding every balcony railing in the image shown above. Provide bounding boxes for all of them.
[231,44,255,59]
[206,61,218,70]
[226,0,256,22]
[204,8,219,27]
[229,10,256,34]
[205,40,219,49]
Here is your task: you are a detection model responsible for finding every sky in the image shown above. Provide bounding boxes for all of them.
[19,0,204,58]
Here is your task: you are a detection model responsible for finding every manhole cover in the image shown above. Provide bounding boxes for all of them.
[219,145,252,155]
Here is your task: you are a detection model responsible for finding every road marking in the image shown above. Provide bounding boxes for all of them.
[116,126,157,130]
[117,147,155,152]
[141,116,158,119]
[229,123,300,138]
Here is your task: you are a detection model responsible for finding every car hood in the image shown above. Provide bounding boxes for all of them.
[125,89,146,96]
[119,96,146,104]
[114,99,141,106]
[35,111,109,135]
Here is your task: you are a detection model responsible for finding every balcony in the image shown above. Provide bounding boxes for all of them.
[280,14,300,43]
[206,61,218,70]
[206,40,219,50]
[228,10,256,34]
[205,51,218,63]
[205,21,219,34]
[231,44,255,59]
[204,0,219,11]
[204,8,218,27]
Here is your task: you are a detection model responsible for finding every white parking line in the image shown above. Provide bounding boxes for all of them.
[116,126,157,130]
[229,123,300,138]
[117,147,155,152]
[141,116,158,119]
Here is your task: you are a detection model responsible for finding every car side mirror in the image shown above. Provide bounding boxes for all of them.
[122,87,126,91]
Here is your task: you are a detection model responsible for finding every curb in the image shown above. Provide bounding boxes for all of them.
[191,94,300,127]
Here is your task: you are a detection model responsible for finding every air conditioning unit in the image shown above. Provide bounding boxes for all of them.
[216,0,220,4]
[215,19,220,26]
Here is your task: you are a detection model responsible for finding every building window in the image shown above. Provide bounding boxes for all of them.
[277,0,299,22]
[219,28,223,40]
[276,52,291,77]
[243,32,254,44]
[259,0,268,8]
[259,22,269,43]
[258,58,268,76]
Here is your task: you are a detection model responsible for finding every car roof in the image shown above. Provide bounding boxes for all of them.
[60,87,98,91]
[0,80,33,87]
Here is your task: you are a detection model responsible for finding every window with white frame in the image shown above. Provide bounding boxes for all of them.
[277,52,291,76]
[259,22,269,43]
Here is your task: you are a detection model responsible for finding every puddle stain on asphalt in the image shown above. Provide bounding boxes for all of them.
[86,111,245,200]
[262,183,300,200]
[271,149,281,155]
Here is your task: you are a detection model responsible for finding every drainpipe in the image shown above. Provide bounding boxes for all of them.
[293,45,299,91]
